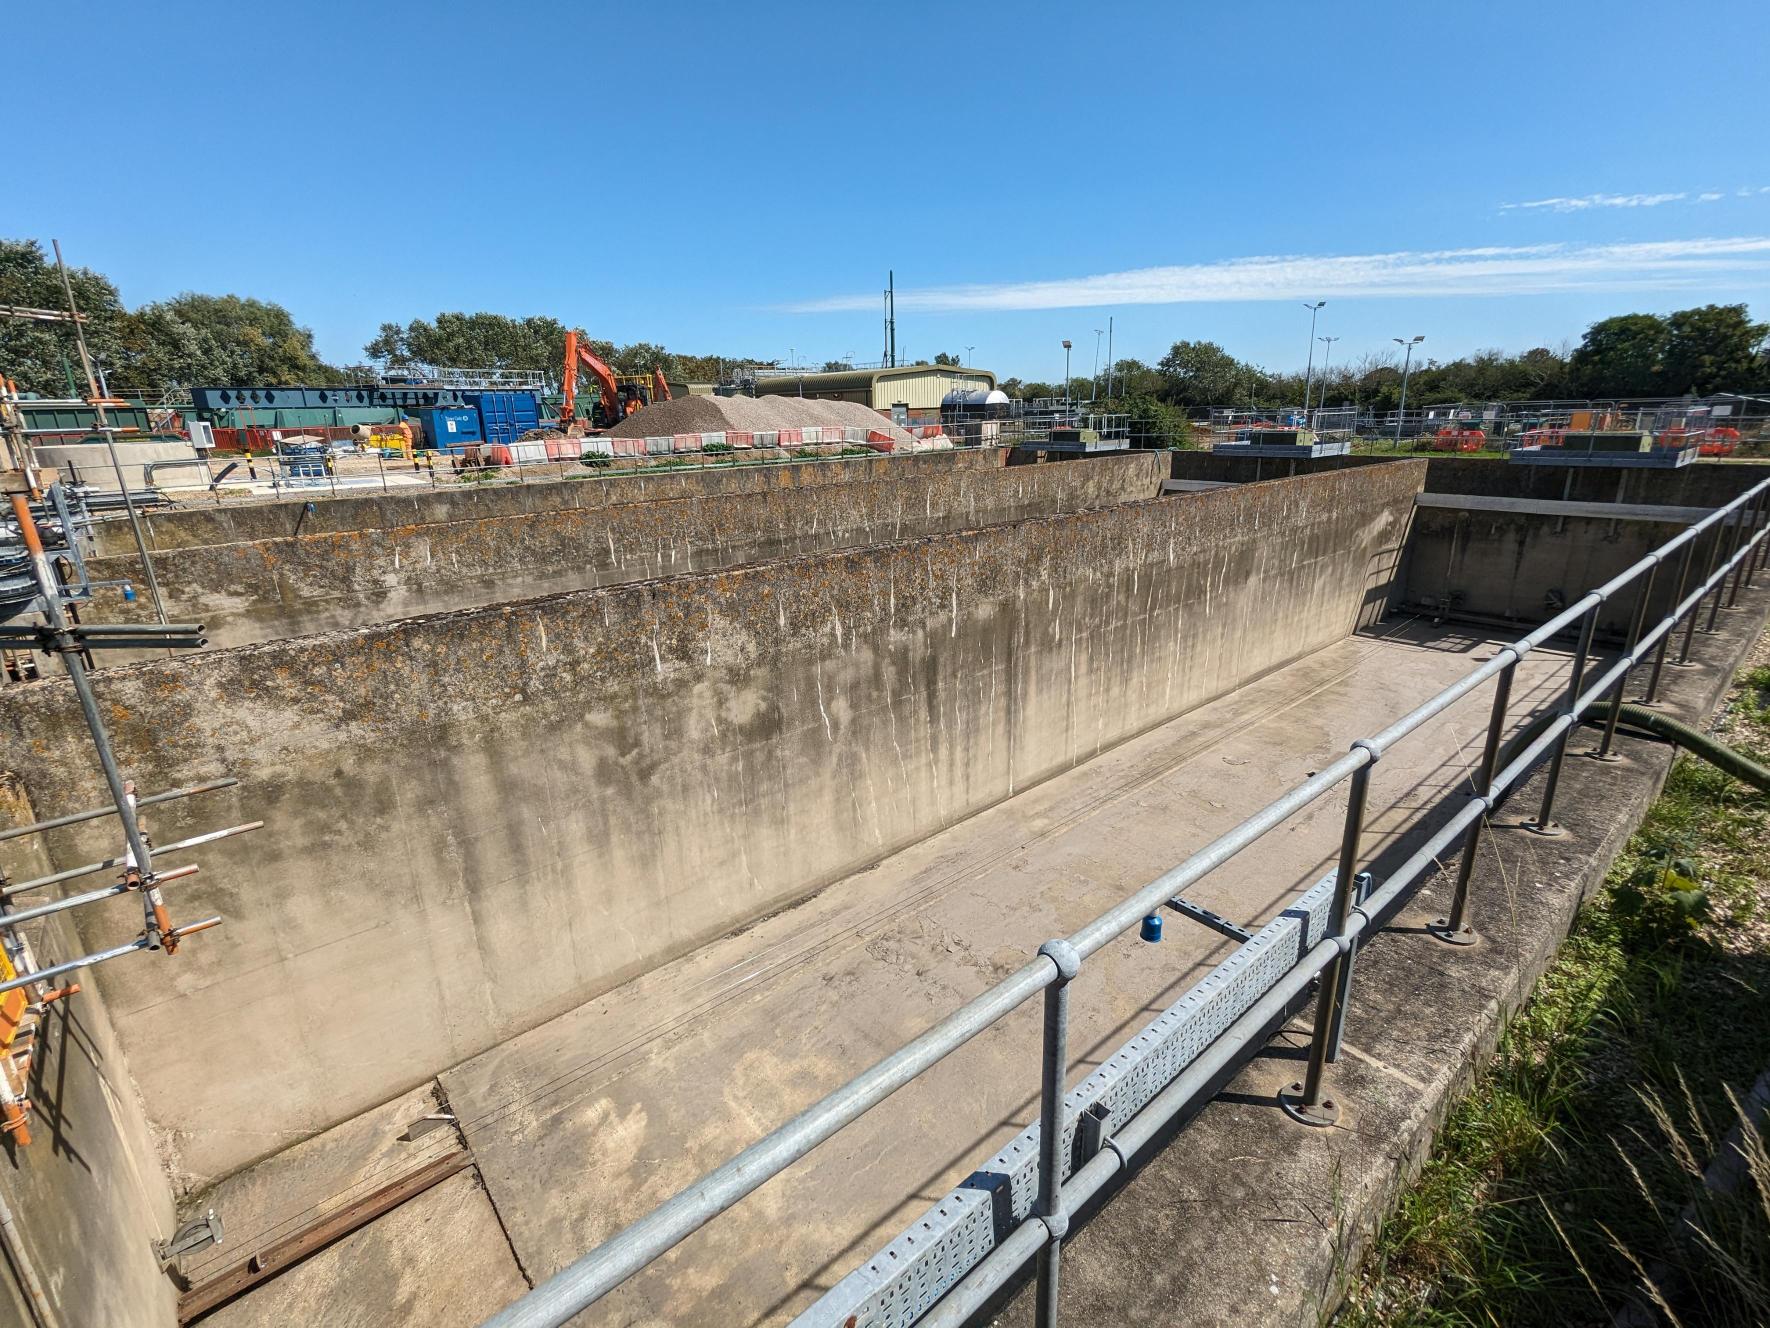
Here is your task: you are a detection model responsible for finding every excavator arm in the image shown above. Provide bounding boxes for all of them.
[652,367,672,403]
[561,329,626,430]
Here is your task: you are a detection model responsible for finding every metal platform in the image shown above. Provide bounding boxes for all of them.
[1508,445,1697,469]
[1211,440,1351,459]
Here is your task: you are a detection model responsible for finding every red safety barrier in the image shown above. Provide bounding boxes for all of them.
[725,432,754,449]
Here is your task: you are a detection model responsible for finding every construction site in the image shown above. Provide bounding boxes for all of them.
[1,251,1770,1328]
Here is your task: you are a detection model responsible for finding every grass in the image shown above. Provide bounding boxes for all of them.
[1339,659,1770,1328]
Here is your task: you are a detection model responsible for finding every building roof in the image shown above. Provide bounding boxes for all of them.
[753,364,996,396]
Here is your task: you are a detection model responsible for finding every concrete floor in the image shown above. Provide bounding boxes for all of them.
[196,619,1572,1327]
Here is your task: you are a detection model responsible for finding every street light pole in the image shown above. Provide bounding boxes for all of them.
[1092,328,1105,401]
[1301,301,1326,419]
[1062,340,1073,408]
[1392,335,1424,448]
[964,344,975,366]
[1318,336,1340,418]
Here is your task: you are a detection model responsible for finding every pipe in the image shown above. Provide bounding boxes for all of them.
[1610,703,1770,792]
[0,1185,59,1328]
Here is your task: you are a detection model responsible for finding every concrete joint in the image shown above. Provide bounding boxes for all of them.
[1039,939,1081,983]
[1037,1205,1071,1243]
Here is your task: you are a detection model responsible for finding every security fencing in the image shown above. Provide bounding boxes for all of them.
[479,475,1770,1328]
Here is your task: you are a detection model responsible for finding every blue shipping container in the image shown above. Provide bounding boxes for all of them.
[411,406,482,451]
[464,391,542,448]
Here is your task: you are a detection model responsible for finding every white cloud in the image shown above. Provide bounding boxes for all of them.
[784,237,1770,315]
[1699,191,1725,202]
[1501,191,1688,212]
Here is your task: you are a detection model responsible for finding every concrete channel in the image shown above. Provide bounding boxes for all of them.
[0,445,1764,1328]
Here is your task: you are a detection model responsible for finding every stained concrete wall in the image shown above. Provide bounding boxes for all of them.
[83,453,1166,652]
[1170,449,1770,508]
[90,447,1010,557]
[0,778,178,1328]
[0,462,1423,1184]
[1398,505,1698,634]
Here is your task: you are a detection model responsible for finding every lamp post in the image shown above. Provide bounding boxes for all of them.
[1092,328,1105,401]
[1301,301,1326,417]
[1317,335,1340,423]
[1062,340,1073,407]
[1392,335,1424,447]
[964,344,975,366]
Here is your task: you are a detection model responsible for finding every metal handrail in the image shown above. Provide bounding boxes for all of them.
[480,474,1770,1328]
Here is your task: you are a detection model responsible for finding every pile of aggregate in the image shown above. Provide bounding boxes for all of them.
[606,394,916,447]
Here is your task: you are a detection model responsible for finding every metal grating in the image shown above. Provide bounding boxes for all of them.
[789,874,1338,1328]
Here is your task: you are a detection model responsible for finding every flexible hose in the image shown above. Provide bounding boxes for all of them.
[1610,703,1770,793]
[1484,702,1770,800]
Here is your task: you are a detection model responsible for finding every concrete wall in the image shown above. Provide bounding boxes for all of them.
[0,778,178,1328]
[1398,505,1695,634]
[83,453,1166,652]
[1170,450,1770,508]
[0,462,1423,1184]
[90,447,1010,557]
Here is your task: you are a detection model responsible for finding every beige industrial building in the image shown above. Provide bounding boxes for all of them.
[753,364,996,420]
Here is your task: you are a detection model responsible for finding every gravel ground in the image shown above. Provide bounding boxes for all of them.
[606,394,915,446]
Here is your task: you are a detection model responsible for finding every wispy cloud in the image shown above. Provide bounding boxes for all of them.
[785,237,1770,315]
[1501,191,1690,212]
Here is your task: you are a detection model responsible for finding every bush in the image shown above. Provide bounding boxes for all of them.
[579,450,612,468]
[702,441,734,455]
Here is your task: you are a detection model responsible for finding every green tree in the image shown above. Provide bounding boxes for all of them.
[1157,340,1249,409]
[0,239,129,397]
[821,359,854,372]
[1570,313,1667,397]
[933,351,960,366]
[120,293,339,387]
[1659,304,1767,396]
[368,312,568,375]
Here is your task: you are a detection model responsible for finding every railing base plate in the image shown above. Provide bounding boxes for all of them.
[1277,1083,1341,1128]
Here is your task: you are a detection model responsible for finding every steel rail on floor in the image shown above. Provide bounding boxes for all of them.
[479,475,1770,1328]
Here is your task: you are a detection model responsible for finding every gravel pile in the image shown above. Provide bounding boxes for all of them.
[607,394,916,446]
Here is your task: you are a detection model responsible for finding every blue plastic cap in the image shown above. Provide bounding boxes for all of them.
[121,584,136,602]
[1139,914,1163,944]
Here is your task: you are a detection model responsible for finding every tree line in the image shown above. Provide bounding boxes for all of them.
[1002,304,1768,419]
[3,239,1765,410]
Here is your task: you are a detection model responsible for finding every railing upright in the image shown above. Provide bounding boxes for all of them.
[1281,751,1374,1126]
[1034,939,1081,1328]
[1431,655,1517,944]
[1527,606,1597,834]
[1593,560,1659,760]
[1644,539,1696,704]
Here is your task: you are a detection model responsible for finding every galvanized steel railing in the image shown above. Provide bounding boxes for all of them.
[480,475,1770,1328]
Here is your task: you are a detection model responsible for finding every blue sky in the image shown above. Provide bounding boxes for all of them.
[12,0,1770,382]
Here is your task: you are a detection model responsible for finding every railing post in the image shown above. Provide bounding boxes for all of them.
[1705,510,1744,633]
[1034,939,1080,1328]
[1592,560,1658,761]
[1525,604,1597,836]
[1725,490,1761,607]
[1280,748,1374,1127]
[1643,538,1696,704]
[1678,520,1725,665]
[1431,655,1516,945]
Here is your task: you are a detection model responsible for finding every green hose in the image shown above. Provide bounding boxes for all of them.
[1486,702,1770,797]
[1610,703,1770,793]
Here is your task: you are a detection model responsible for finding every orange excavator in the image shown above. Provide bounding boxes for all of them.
[560,330,672,432]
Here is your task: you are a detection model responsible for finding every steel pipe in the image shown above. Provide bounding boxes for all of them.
[0,777,238,843]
